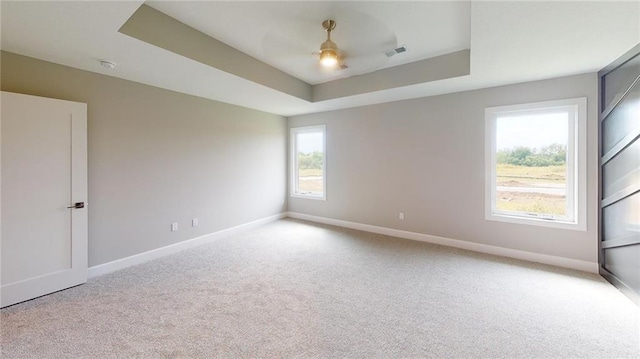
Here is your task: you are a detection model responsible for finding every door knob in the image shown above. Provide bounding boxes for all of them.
[67,202,85,209]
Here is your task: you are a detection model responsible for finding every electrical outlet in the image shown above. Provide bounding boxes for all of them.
[171,222,178,231]
[192,218,199,227]
[399,212,404,220]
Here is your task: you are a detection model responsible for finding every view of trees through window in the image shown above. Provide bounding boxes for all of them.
[294,129,324,197]
[495,113,568,217]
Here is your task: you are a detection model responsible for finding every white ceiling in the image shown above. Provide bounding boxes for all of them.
[148,1,471,84]
[1,1,639,117]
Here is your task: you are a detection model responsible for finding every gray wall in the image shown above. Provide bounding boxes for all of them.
[1,50,599,266]
[289,73,599,263]
[1,51,288,267]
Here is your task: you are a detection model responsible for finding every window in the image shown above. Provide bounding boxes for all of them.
[485,98,586,230]
[291,125,326,200]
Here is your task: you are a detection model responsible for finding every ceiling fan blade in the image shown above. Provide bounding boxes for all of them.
[262,17,323,60]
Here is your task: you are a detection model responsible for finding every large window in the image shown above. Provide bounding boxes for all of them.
[291,125,326,200]
[485,98,586,230]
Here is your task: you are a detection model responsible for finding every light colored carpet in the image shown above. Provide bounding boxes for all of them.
[1,219,639,358]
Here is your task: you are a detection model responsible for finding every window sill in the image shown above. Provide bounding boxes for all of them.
[290,193,326,201]
[486,212,586,231]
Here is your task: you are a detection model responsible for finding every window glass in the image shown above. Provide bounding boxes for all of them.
[291,126,325,199]
[495,112,569,218]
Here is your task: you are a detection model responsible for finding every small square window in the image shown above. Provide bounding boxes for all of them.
[485,98,587,230]
[290,125,326,200]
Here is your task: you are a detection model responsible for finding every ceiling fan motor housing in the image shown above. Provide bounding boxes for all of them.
[320,38,337,52]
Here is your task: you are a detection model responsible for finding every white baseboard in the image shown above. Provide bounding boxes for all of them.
[287,212,598,273]
[88,213,288,278]
[88,211,598,278]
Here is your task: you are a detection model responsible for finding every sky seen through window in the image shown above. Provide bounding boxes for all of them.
[496,112,568,150]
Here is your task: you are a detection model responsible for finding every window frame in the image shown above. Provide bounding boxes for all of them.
[484,98,587,231]
[290,124,326,200]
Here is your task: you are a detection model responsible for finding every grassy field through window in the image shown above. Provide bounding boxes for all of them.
[297,152,323,194]
[496,163,566,216]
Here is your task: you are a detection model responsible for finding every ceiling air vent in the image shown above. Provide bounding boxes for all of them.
[385,46,407,58]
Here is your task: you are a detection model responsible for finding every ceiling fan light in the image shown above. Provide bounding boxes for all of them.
[320,50,338,67]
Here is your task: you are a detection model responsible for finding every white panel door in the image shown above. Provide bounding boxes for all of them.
[1,91,87,307]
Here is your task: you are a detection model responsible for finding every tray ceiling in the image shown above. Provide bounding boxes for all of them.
[1,1,638,116]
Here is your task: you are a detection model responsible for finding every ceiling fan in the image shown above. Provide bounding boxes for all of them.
[261,14,403,81]
[316,19,406,72]
[317,19,349,70]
